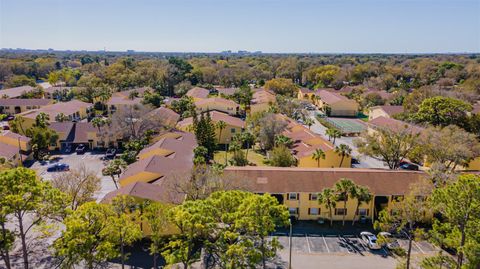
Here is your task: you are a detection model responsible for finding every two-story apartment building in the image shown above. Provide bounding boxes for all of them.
[0,99,53,115]
[223,167,425,222]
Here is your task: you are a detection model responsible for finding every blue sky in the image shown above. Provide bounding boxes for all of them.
[1,0,479,53]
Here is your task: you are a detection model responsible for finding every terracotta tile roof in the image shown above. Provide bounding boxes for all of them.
[0,142,19,160]
[186,87,209,99]
[0,98,52,106]
[178,111,245,128]
[194,97,239,108]
[138,131,196,157]
[252,90,276,104]
[0,130,31,143]
[315,90,351,104]
[50,122,75,134]
[101,181,185,204]
[72,122,97,143]
[119,154,193,183]
[0,86,35,98]
[368,116,424,134]
[215,87,237,96]
[372,105,404,116]
[106,96,143,106]
[18,100,92,120]
[223,167,425,196]
[147,107,180,126]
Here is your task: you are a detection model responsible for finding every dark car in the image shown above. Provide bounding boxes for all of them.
[351,158,360,164]
[47,163,70,172]
[399,163,419,171]
[105,148,117,159]
[76,144,87,154]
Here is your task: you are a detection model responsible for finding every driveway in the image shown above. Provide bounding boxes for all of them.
[30,151,118,200]
[306,112,388,169]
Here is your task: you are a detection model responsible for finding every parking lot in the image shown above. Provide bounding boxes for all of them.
[273,232,438,256]
[29,151,117,199]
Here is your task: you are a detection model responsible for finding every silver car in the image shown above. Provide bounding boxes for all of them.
[360,231,381,250]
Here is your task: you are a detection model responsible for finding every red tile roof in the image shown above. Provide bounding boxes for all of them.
[373,105,404,116]
[178,111,245,128]
[368,116,424,134]
[0,98,52,106]
[186,87,209,99]
[223,167,425,196]
[101,181,185,204]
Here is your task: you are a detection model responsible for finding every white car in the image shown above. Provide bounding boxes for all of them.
[378,232,400,250]
[360,231,381,250]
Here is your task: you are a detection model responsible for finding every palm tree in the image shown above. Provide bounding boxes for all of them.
[335,144,352,167]
[305,118,314,130]
[331,129,341,145]
[312,148,326,168]
[325,128,334,141]
[334,178,356,226]
[241,132,255,160]
[275,135,293,148]
[216,120,226,143]
[91,117,105,132]
[351,186,373,226]
[318,188,337,227]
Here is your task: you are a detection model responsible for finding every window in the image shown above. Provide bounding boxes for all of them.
[288,193,298,200]
[335,208,347,215]
[231,128,236,133]
[356,209,369,216]
[288,208,299,215]
[309,193,318,201]
[308,208,320,215]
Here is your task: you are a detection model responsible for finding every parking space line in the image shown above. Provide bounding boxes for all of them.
[340,236,352,253]
[413,241,425,254]
[322,235,330,253]
[305,234,311,253]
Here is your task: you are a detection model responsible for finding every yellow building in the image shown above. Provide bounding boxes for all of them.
[0,99,53,115]
[368,105,404,120]
[279,115,351,168]
[314,90,359,117]
[16,100,93,131]
[466,157,480,170]
[0,131,32,164]
[297,88,316,101]
[194,97,240,116]
[223,166,426,222]
[177,111,245,144]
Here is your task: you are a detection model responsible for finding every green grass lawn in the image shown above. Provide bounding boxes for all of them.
[213,149,266,166]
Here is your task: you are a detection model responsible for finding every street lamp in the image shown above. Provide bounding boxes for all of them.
[289,218,293,269]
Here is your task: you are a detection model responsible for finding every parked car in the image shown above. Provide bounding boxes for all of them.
[105,148,117,159]
[399,163,419,171]
[76,144,86,154]
[47,163,70,172]
[360,231,381,250]
[378,232,400,250]
[351,158,360,164]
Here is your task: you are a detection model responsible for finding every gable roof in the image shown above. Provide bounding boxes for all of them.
[0,86,35,98]
[43,86,73,94]
[368,116,424,134]
[194,97,239,108]
[178,111,245,128]
[215,87,237,96]
[101,181,184,204]
[223,167,425,196]
[18,100,93,120]
[252,90,276,104]
[0,130,31,143]
[372,105,404,116]
[147,106,181,126]
[106,96,143,106]
[315,90,352,104]
[119,154,193,183]
[0,98,52,106]
[186,87,209,99]
[138,131,196,158]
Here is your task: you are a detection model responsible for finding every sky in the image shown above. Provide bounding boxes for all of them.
[0,0,479,53]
